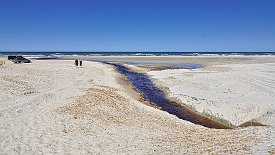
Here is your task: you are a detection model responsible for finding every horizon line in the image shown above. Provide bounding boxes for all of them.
[1,51,275,53]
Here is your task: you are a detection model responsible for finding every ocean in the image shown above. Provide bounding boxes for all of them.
[1,51,275,57]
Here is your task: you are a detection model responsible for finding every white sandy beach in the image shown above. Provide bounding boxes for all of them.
[147,56,275,127]
[0,58,274,154]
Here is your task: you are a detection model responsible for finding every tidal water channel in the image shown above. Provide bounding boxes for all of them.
[109,63,232,129]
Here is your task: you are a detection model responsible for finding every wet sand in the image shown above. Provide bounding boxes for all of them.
[60,55,275,67]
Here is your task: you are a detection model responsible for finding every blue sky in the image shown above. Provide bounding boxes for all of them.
[0,0,275,52]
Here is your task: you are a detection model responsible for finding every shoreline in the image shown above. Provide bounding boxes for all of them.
[63,55,275,66]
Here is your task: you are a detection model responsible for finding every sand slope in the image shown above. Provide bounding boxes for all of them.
[148,59,275,127]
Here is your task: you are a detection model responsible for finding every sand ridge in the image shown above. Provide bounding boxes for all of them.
[148,61,275,127]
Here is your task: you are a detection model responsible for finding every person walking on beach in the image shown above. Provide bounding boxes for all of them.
[79,59,83,66]
[75,59,78,66]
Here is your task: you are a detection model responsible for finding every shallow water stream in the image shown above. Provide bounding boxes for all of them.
[110,63,232,129]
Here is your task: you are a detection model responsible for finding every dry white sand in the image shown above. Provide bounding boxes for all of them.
[0,59,274,154]
[0,59,5,66]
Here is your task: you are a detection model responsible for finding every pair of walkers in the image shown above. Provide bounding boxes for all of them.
[75,59,83,66]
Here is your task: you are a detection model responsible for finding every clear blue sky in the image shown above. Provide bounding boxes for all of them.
[0,0,275,52]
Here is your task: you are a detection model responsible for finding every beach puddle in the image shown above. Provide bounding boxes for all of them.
[109,63,232,129]
[125,62,203,71]
[95,60,203,71]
